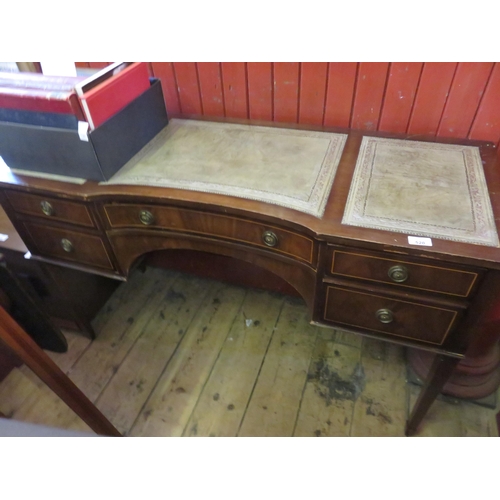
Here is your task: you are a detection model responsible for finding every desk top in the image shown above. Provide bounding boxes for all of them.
[343,136,499,247]
[1,118,500,268]
[104,119,347,219]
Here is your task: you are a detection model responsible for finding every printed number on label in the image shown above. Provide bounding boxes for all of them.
[408,236,432,246]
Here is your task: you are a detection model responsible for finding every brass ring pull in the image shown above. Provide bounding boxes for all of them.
[262,230,279,247]
[139,209,155,226]
[388,265,408,283]
[61,238,73,253]
[376,309,393,324]
[40,200,54,216]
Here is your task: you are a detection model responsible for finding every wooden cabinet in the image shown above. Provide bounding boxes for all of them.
[103,203,316,266]
[0,188,120,278]
[5,191,95,227]
[0,205,119,343]
[1,123,500,435]
[0,181,489,358]
[322,284,461,346]
[318,244,478,350]
[22,222,115,270]
[327,247,481,298]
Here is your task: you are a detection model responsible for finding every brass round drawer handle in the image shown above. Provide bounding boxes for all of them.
[262,230,279,248]
[388,265,409,283]
[139,209,155,226]
[61,238,74,253]
[40,200,54,216]
[376,308,394,324]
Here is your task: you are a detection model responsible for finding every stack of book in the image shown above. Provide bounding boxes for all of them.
[0,62,151,132]
[0,62,169,181]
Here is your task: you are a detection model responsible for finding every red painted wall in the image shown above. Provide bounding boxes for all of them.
[77,62,500,147]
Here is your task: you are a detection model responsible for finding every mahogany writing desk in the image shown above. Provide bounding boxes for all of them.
[1,118,500,436]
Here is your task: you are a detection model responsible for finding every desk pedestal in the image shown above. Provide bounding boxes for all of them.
[408,338,500,400]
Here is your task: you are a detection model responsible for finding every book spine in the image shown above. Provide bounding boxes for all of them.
[68,93,86,121]
[0,108,79,129]
[0,87,85,118]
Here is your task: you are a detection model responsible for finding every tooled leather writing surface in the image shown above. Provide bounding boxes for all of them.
[342,136,499,247]
[103,119,347,218]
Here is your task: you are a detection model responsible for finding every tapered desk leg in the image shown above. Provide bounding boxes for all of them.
[0,306,121,437]
[406,353,461,436]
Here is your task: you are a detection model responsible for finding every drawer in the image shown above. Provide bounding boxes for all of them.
[5,191,95,228]
[22,222,114,270]
[323,285,459,345]
[103,203,315,265]
[329,248,479,298]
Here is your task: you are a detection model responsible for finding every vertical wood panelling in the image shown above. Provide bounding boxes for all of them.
[273,62,300,123]
[247,63,273,121]
[469,63,500,144]
[407,63,457,137]
[172,63,202,115]
[151,62,181,116]
[197,63,225,117]
[378,63,423,134]
[351,62,389,131]
[437,62,494,139]
[135,62,498,144]
[88,62,111,69]
[323,63,358,128]
[221,63,248,119]
[298,63,328,125]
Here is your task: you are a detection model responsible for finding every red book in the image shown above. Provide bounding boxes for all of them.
[0,86,85,120]
[76,62,150,130]
[74,62,132,95]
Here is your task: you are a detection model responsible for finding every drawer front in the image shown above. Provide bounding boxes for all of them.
[103,204,315,265]
[23,222,114,270]
[323,285,459,345]
[329,249,479,297]
[5,191,95,228]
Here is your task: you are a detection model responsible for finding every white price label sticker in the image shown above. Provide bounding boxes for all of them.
[408,236,432,246]
[78,121,89,142]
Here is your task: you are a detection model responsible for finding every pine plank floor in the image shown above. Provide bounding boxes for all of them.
[0,266,499,437]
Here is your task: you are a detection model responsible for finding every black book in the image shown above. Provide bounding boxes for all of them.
[0,107,79,130]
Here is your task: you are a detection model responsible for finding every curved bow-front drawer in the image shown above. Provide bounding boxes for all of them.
[328,247,480,298]
[5,190,95,228]
[103,203,315,266]
[323,285,460,346]
[22,222,114,270]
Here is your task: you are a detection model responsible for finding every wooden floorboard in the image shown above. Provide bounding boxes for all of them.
[96,272,215,435]
[350,339,408,437]
[294,331,361,437]
[0,267,499,437]
[184,289,285,437]
[130,280,248,437]
[66,267,175,403]
[237,296,318,437]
